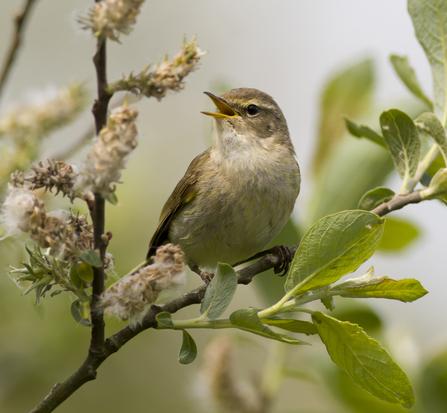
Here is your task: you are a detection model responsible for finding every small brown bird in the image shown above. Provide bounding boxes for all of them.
[147,88,301,276]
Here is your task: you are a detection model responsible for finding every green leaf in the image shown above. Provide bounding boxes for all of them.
[409,0,447,126]
[230,308,307,345]
[312,312,414,408]
[70,264,83,288]
[178,330,197,365]
[321,297,336,311]
[334,277,428,303]
[156,312,174,327]
[285,211,385,294]
[358,187,395,211]
[80,249,102,267]
[415,112,447,164]
[261,318,318,335]
[378,218,420,251]
[70,299,92,327]
[313,59,374,176]
[78,262,94,283]
[389,54,433,109]
[104,191,119,205]
[380,109,421,181]
[344,116,387,148]
[200,263,237,319]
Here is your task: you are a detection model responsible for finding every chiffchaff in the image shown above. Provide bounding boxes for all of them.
[147,88,300,276]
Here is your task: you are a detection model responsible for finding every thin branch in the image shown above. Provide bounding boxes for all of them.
[89,33,113,354]
[371,191,422,216]
[0,0,38,98]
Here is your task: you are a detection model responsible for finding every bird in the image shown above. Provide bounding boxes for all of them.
[146,88,301,280]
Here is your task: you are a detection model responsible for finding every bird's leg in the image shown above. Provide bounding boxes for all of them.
[234,244,296,277]
[189,263,214,285]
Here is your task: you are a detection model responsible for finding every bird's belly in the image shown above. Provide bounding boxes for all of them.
[169,184,296,271]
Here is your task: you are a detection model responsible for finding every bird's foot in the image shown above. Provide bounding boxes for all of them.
[190,264,214,285]
[268,244,294,276]
[235,244,295,277]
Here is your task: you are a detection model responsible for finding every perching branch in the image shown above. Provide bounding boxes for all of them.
[0,0,38,97]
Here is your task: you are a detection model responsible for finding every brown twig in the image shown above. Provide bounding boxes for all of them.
[89,31,113,354]
[371,191,422,216]
[0,0,38,98]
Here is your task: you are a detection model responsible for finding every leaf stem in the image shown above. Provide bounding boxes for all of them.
[157,318,233,330]
[405,144,440,192]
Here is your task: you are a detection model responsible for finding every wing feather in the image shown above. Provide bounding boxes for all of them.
[146,148,211,259]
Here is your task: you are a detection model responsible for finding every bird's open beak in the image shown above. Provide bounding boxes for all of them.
[201,92,238,118]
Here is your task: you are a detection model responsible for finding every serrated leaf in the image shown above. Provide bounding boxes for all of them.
[379,218,420,251]
[415,112,447,164]
[230,308,308,345]
[178,330,197,365]
[380,109,421,181]
[335,277,428,302]
[80,249,102,267]
[156,311,174,327]
[70,299,92,327]
[409,0,447,126]
[390,54,433,109]
[285,211,385,294]
[358,187,395,211]
[200,263,237,319]
[344,116,387,148]
[78,262,94,283]
[312,312,414,408]
[261,318,318,335]
[313,59,374,176]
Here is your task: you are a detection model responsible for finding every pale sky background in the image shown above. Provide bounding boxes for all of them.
[0,0,446,402]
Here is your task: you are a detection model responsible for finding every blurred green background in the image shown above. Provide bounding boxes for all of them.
[1,1,447,412]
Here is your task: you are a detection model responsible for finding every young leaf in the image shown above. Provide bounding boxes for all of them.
[312,312,414,408]
[415,112,447,164]
[334,277,428,302]
[80,249,102,267]
[70,299,92,327]
[378,218,419,251]
[230,308,308,345]
[261,318,318,335]
[156,312,175,327]
[321,297,336,311]
[70,264,83,288]
[178,330,197,365]
[389,54,433,109]
[200,263,237,319]
[104,192,119,205]
[343,116,387,148]
[285,211,384,294]
[358,187,395,211]
[409,0,447,125]
[78,262,94,283]
[380,109,421,181]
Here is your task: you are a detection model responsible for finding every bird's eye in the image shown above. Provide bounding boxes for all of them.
[246,104,260,116]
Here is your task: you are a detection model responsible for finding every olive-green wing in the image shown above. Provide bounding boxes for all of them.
[146,148,211,260]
